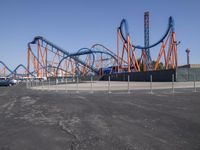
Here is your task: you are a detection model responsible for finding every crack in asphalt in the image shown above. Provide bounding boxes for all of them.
[58,120,79,150]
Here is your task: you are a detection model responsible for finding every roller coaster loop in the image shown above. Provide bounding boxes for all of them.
[117,16,177,72]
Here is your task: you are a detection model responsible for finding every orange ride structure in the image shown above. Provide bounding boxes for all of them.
[27,36,118,79]
[117,15,178,73]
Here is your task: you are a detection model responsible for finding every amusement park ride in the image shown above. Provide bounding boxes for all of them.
[0,12,178,79]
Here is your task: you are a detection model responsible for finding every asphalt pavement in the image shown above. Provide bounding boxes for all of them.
[0,83,200,150]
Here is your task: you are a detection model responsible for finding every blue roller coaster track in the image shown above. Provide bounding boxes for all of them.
[118,16,175,71]
[0,61,35,78]
[28,36,118,77]
[119,16,175,50]
[28,36,97,74]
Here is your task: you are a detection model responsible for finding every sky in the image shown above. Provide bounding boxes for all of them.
[0,0,200,69]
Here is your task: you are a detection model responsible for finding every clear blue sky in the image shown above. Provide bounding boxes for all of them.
[0,0,200,68]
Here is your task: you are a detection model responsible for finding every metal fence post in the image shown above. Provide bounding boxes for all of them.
[26,78,28,88]
[194,74,196,92]
[128,75,130,94]
[32,80,34,87]
[150,75,153,94]
[56,78,58,92]
[172,74,174,93]
[108,75,111,94]
[28,80,29,88]
[48,78,50,91]
[76,76,79,93]
[65,78,68,93]
[42,79,44,89]
[90,76,93,94]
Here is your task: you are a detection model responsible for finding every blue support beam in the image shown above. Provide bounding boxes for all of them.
[144,11,151,68]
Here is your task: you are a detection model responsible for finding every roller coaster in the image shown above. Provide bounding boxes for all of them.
[27,36,118,78]
[0,13,178,79]
[117,16,177,72]
[0,61,34,79]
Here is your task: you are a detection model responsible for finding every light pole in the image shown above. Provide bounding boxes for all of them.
[186,48,190,66]
[186,48,190,80]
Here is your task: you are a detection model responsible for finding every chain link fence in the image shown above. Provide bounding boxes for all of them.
[177,68,200,81]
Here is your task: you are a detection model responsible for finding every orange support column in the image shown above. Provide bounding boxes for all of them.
[65,60,68,78]
[155,42,165,70]
[37,42,39,78]
[117,29,120,73]
[4,66,6,78]
[45,44,48,78]
[127,36,131,73]
[27,48,30,78]
[172,32,178,68]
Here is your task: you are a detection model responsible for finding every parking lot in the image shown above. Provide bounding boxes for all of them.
[0,83,200,150]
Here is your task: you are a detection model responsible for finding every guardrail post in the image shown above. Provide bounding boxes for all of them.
[65,78,68,93]
[76,76,79,93]
[128,75,130,94]
[90,76,93,94]
[48,78,50,91]
[56,78,58,92]
[194,74,196,92]
[26,78,28,88]
[108,75,111,94]
[150,75,153,94]
[172,74,174,93]
[42,79,44,89]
